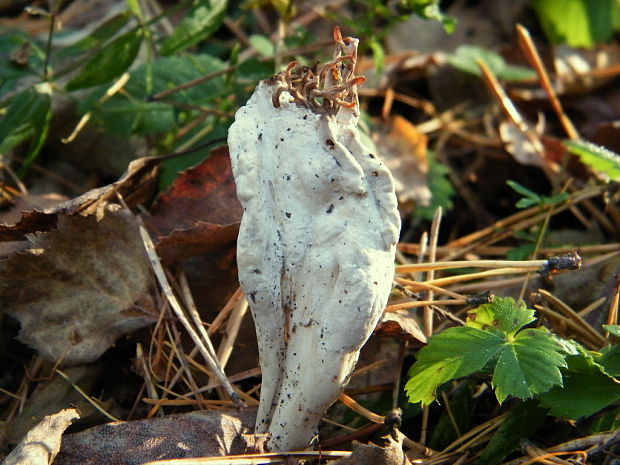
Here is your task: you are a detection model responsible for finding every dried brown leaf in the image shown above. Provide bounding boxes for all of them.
[376,310,427,343]
[148,147,242,263]
[373,116,431,209]
[0,208,156,365]
[330,431,411,465]
[54,408,258,465]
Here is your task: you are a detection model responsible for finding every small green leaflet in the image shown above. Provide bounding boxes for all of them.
[466,297,534,336]
[160,0,227,56]
[506,180,568,209]
[564,140,620,181]
[66,29,143,91]
[405,297,568,406]
[604,324,620,337]
[448,45,535,81]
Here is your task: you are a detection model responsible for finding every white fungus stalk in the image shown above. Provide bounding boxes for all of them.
[228,28,401,452]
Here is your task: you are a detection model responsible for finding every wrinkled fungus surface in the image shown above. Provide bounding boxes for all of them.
[228,29,401,451]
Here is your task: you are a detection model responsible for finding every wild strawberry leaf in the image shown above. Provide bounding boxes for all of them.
[404,326,504,406]
[407,298,571,406]
[466,297,535,337]
[492,328,566,403]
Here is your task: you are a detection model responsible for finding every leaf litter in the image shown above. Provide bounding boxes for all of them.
[1,1,620,465]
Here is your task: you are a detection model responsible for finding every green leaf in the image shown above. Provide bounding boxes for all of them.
[126,0,143,19]
[66,29,143,91]
[0,83,51,153]
[598,344,620,377]
[160,0,227,56]
[492,328,566,403]
[413,150,454,221]
[56,12,133,58]
[0,82,52,175]
[478,401,548,465]
[564,140,620,181]
[506,180,539,201]
[248,34,274,57]
[448,45,536,81]
[506,243,536,261]
[83,54,226,135]
[538,352,620,419]
[466,297,535,337]
[0,33,46,91]
[604,324,620,337]
[405,326,504,406]
[237,57,274,81]
[533,0,619,48]
[590,407,620,433]
[159,118,231,189]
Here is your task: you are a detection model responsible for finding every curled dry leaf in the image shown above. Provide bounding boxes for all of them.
[0,155,159,242]
[0,208,156,365]
[2,407,80,465]
[228,29,401,451]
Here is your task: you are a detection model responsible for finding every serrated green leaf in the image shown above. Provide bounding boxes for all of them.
[467,297,535,336]
[538,352,620,419]
[492,328,566,403]
[448,45,535,81]
[478,400,548,465]
[604,324,620,337]
[66,29,143,91]
[160,0,226,56]
[564,140,620,181]
[405,326,504,406]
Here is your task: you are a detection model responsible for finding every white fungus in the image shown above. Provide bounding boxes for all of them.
[228,28,401,451]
